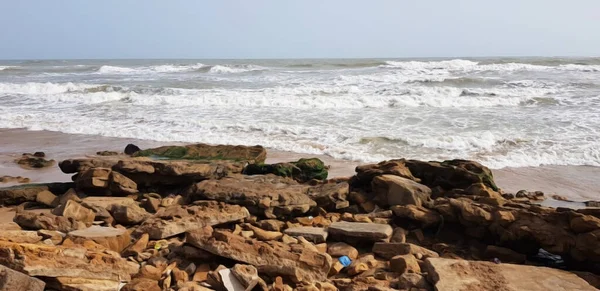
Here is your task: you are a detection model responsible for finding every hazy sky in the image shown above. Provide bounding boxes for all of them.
[1,0,598,59]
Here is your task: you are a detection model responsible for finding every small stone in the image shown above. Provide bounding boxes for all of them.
[247,224,283,241]
[36,190,58,207]
[390,254,421,274]
[284,226,328,243]
[347,263,369,275]
[123,233,150,257]
[327,242,359,260]
[192,264,211,282]
[391,227,407,243]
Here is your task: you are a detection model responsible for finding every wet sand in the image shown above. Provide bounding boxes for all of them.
[1,128,599,202]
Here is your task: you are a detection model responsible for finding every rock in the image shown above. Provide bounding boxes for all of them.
[284,227,328,243]
[141,196,161,213]
[328,221,393,243]
[0,230,43,244]
[67,226,131,252]
[353,160,418,187]
[0,241,139,283]
[484,245,526,263]
[75,168,138,196]
[81,196,138,210]
[307,182,349,211]
[186,226,332,283]
[37,229,65,245]
[44,277,123,291]
[244,158,328,182]
[35,190,58,207]
[247,224,283,241]
[570,214,600,233]
[59,158,119,173]
[425,257,597,291]
[397,273,431,290]
[390,254,420,274]
[186,175,315,218]
[108,203,150,225]
[231,264,267,290]
[0,175,30,184]
[0,182,73,206]
[391,227,407,243]
[135,202,250,239]
[257,219,286,232]
[96,150,119,156]
[124,144,142,155]
[372,242,439,260]
[465,183,503,199]
[14,211,86,232]
[133,143,267,163]
[15,153,55,169]
[122,233,149,257]
[108,171,138,195]
[404,159,499,191]
[138,265,163,280]
[121,278,161,291]
[219,268,246,291]
[192,264,211,282]
[327,242,359,260]
[173,267,189,284]
[0,264,45,291]
[391,205,441,227]
[372,175,431,207]
[54,200,96,224]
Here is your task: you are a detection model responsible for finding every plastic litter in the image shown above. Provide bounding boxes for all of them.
[339,255,352,267]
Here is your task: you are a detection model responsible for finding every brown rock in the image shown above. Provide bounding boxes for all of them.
[391,227,408,243]
[397,273,431,290]
[231,264,268,290]
[0,182,72,206]
[37,229,65,245]
[0,230,43,244]
[108,171,138,195]
[139,265,163,281]
[192,264,211,282]
[425,257,596,291]
[123,233,150,257]
[373,242,439,260]
[257,219,286,232]
[391,205,441,227]
[465,183,503,199]
[390,254,421,274]
[133,143,267,163]
[0,264,45,291]
[372,175,431,207]
[0,175,30,184]
[109,203,150,225]
[141,196,161,213]
[353,160,418,187]
[135,202,250,239]
[121,278,161,291]
[35,190,59,207]
[0,241,139,283]
[284,227,328,243]
[15,153,55,169]
[328,221,393,243]
[327,242,359,260]
[14,211,86,232]
[173,267,189,283]
[186,174,315,218]
[570,214,600,233]
[186,226,332,283]
[67,226,131,252]
[247,224,284,241]
[54,200,96,224]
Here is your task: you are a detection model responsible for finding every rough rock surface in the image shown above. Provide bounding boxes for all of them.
[133,143,267,163]
[186,226,332,283]
[284,226,328,243]
[328,221,393,243]
[0,264,45,291]
[372,174,432,207]
[135,202,250,239]
[243,158,328,182]
[0,183,73,206]
[186,175,315,218]
[67,226,131,252]
[425,257,597,291]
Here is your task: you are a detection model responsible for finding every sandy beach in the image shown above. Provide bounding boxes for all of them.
[1,128,599,202]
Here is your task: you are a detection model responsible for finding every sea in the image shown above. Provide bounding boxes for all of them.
[1,58,599,169]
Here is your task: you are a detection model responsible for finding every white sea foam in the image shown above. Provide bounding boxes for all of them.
[0,66,16,71]
[97,63,206,74]
[208,64,267,74]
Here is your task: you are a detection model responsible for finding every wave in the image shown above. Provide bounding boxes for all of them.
[206,64,267,74]
[381,59,600,73]
[0,66,17,71]
[97,63,206,74]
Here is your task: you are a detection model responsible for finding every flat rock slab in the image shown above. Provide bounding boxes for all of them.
[68,226,131,252]
[0,182,73,206]
[328,222,392,243]
[373,242,439,260]
[0,264,45,291]
[186,227,332,283]
[284,227,328,243]
[135,202,250,239]
[81,196,138,210]
[425,257,597,291]
[0,241,139,282]
[0,230,43,244]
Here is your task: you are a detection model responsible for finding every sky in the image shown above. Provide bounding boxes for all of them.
[0,0,599,59]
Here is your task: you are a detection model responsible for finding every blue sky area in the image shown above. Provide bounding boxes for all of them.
[1,0,598,59]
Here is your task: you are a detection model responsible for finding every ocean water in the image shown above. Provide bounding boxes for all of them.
[1,58,599,169]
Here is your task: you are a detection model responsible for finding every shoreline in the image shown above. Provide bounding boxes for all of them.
[1,128,599,201]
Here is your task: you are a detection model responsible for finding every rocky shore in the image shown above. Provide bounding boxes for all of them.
[1,143,599,291]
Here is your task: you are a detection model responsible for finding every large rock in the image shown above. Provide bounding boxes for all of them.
[0,230,43,244]
[373,242,439,260]
[0,183,73,206]
[14,211,87,233]
[133,143,267,163]
[186,175,315,218]
[404,159,499,191]
[328,221,393,243]
[244,158,328,183]
[0,264,45,291]
[353,160,418,188]
[53,200,96,224]
[425,257,597,291]
[391,204,441,227]
[15,153,55,169]
[186,226,332,283]
[284,227,328,243]
[67,226,131,252]
[0,241,139,283]
[75,168,138,196]
[372,175,431,207]
[108,204,150,226]
[135,202,250,239]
